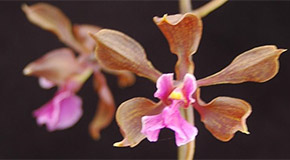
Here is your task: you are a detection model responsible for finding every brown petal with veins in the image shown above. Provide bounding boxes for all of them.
[22,3,89,54]
[153,13,202,79]
[90,29,162,82]
[23,48,81,86]
[197,45,286,87]
[153,13,202,56]
[89,71,115,140]
[114,98,165,147]
[193,89,251,141]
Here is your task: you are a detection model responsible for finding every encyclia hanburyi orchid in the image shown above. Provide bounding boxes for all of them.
[22,3,135,139]
[90,9,286,153]
[141,73,198,146]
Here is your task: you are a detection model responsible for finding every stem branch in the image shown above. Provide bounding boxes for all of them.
[179,0,192,13]
[192,0,228,18]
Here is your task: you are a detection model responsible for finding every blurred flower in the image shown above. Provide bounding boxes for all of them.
[90,12,285,147]
[33,87,82,131]
[23,3,135,139]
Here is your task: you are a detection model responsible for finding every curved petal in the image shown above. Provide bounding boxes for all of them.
[23,48,81,86]
[90,29,162,82]
[163,101,198,146]
[194,89,251,141]
[181,73,197,107]
[153,13,202,56]
[154,73,174,102]
[33,90,83,131]
[89,71,115,140]
[33,100,56,128]
[197,45,286,87]
[141,113,164,142]
[141,100,198,146]
[154,13,202,78]
[54,93,82,130]
[114,98,165,147]
[22,3,89,54]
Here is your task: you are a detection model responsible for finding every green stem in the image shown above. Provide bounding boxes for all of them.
[179,0,192,14]
[178,107,195,160]
[192,0,228,18]
[177,1,228,159]
[177,0,195,159]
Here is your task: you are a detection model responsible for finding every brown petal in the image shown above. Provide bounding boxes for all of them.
[114,98,165,147]
[90,29,162,82]
[193,89,251,141]
[197,45,286,87]
[153,13,202,56]
[22,3,89,54]
[89,71,115,140]
[153,13,202,79]
[23,48,81,86]
[73,24,101,51]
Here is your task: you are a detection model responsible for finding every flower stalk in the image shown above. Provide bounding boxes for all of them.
[192,0,228,18]
[178,0,196,159]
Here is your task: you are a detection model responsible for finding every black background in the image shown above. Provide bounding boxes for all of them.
[1,1,290,159]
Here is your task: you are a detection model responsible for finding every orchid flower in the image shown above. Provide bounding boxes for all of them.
[23,3,135,139]
[141,73,198,146]
[90,11,285,151]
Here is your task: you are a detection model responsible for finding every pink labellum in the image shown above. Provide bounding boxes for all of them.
[33,89,83,131]
[141,101,198,146]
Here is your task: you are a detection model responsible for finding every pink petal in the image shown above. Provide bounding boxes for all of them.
[182,73,197,107]
[141,100,198,146]
[163,101,198,146]
[33,89,82,131]
[154,73,174,102]
[53,93,82,130]
[39,77,56,89]
[33,102,55,126]
[141,114,165,142]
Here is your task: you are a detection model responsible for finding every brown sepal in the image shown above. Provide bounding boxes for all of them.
[23,48,82,86]
[114,98,165,147]
[22,3,89,54]
[193,89,252,141]
[154,13,202,79]
[153,13,202,56]
[90,29,161,82]
[89,71,115,140]
[197,45,286,87]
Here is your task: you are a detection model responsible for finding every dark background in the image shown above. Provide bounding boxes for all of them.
[1,1,290,159]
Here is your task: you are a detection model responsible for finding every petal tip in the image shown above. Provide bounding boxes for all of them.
[113,141,128,147]
[278,48,287,55]
[21,3,28,12]
[23,67,32,75]
[89,128,101,140]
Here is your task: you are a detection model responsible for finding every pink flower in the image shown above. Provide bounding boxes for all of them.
[33,88,82,131]
[23,3,135,138]
[141,73,198,146]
